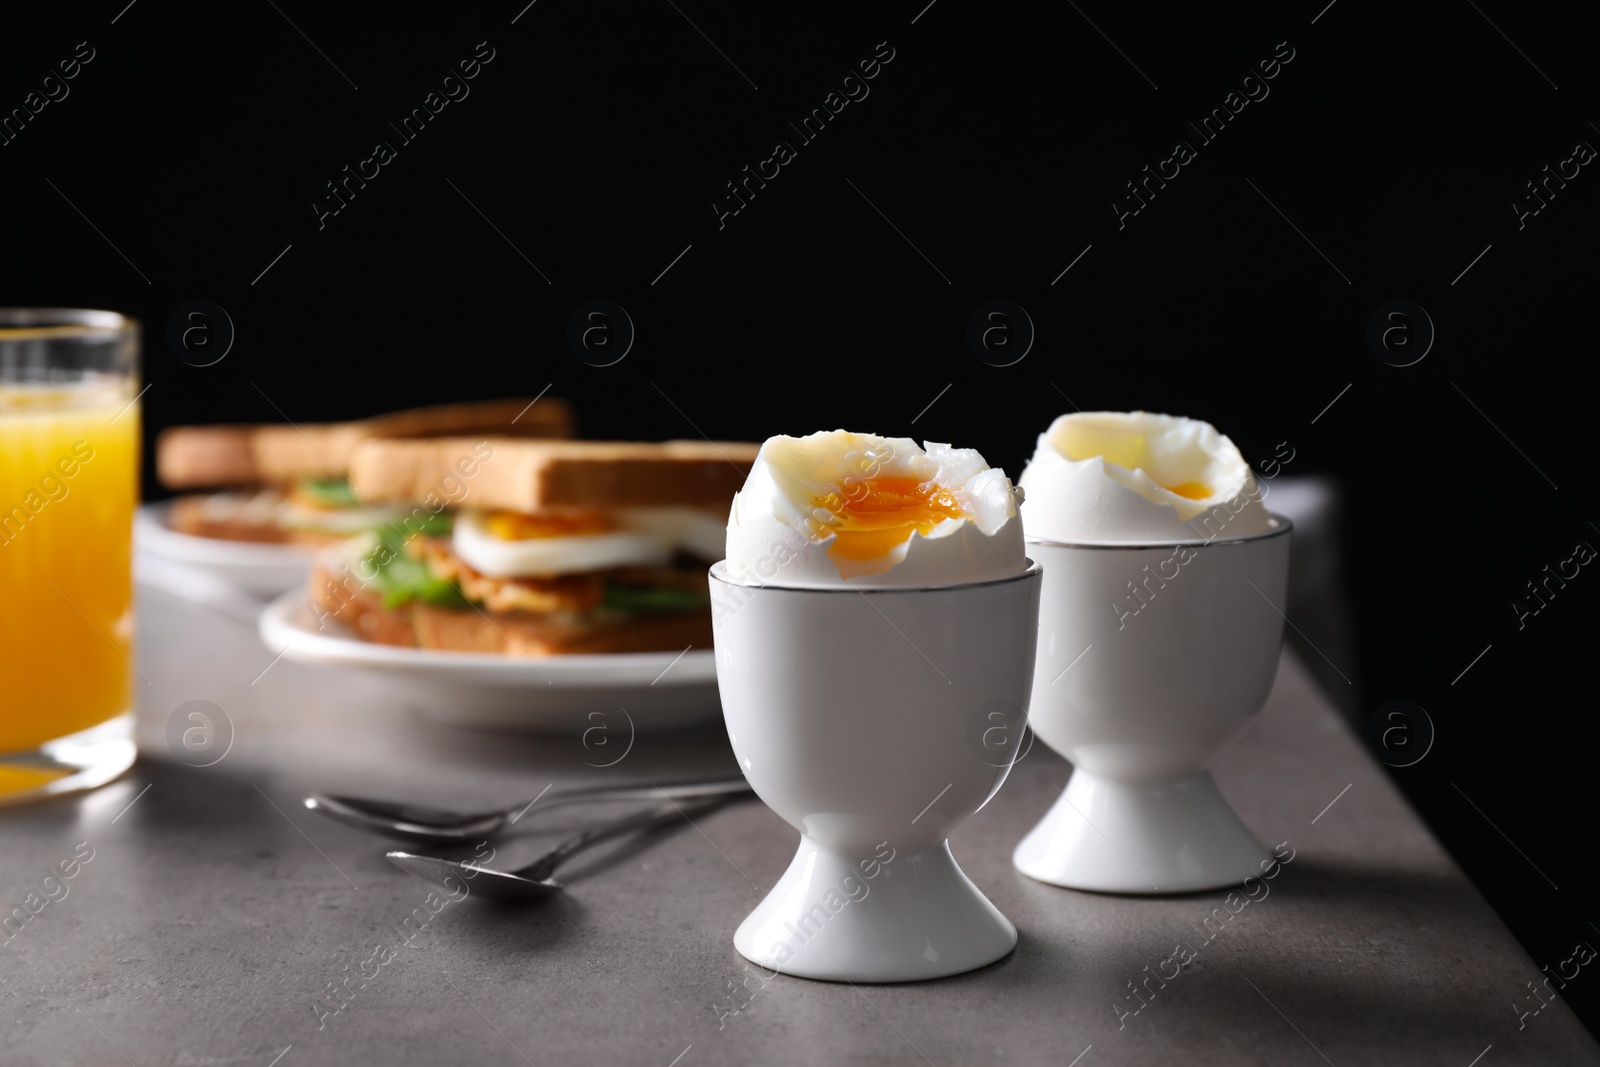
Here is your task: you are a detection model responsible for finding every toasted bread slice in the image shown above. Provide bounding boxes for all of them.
[307,556,712,655]
[156,397,574,489]
[411,603,712,656]
[167,492,342,545]
[155,427,261,489]
[309,557,421,646]
[349,438,758,512]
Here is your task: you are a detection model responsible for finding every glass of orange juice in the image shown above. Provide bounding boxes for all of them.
[0,309,140,804]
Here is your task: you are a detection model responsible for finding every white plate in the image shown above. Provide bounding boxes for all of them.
[257,590,721,734]
[135,502,314,597]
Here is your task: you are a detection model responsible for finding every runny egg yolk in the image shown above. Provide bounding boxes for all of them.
[483,509,615,540]
[1162,482,1211,500]
[810,476,967,561]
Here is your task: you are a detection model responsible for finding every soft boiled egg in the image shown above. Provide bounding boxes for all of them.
[453,508,670,578]
[725,430,1025,588]
[1018,411,1277,543]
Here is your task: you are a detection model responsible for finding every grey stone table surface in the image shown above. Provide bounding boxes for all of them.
[3,585,1596,1067]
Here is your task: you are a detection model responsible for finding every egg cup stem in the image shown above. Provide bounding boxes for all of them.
[735,838,1016,982]
[1014,769,1269,894]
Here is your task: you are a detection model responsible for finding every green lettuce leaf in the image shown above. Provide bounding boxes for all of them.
[388,510,453,539]
[295,477,359,508]
[363,526,471,610]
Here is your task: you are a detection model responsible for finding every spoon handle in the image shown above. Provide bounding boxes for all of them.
[524,797,722,881]
[503,774,749,821]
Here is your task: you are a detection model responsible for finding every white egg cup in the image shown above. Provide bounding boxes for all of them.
[710,560,1042,982]
[1014,521,1291,894]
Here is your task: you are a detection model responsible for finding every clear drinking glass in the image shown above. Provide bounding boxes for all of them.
[0,309,140,804]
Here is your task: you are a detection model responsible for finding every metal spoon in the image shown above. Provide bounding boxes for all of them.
[305,773,750,844]
[386,798,721,900]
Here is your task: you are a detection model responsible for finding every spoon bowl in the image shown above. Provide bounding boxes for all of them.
[386,852,563,900]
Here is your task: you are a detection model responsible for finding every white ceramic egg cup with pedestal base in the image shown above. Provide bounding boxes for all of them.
[710,560,1041,982]
[1013,520,1291,895]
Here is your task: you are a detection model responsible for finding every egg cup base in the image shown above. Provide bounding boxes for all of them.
[1013,769,1268,895]
[733,838,1017,983]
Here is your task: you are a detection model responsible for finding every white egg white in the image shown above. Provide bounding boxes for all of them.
[1018,411,1276,544]
[452,509,670,578]
[617,507,729,562]
[725,430,1025,588]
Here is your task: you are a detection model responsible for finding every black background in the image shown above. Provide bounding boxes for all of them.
[5,0,1595,1039]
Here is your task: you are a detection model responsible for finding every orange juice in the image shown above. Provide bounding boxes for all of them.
[0,383,138,753]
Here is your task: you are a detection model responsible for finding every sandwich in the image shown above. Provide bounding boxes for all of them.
[155,398,573,544]
[309,436,758,656]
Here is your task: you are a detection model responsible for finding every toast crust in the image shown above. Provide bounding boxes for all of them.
[156,397,574,489]
[350,438,758,512]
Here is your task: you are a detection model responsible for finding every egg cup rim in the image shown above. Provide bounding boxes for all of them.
[708,557,1042,594]
[1023,514,1292,551]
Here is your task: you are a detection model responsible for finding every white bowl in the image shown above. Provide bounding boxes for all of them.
[1014,520,1291,894]
[258,591,721,734]
[711,560,1041,982]
[135,502,313,597]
